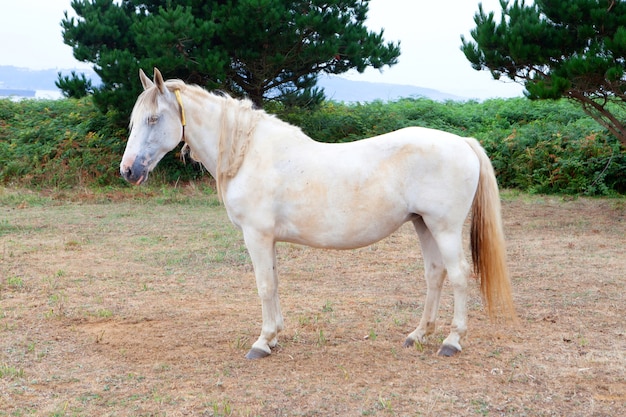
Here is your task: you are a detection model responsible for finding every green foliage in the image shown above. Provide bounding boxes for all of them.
[0,98,203,188]
[1,96,624,195]
[462,0,626,147]
[61,0,400,116]
[274,97,625,195]
[56,71,93,98]
[0,98,125,187]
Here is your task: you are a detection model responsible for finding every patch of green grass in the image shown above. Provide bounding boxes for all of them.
[471,398,490,416]
[233,336,250,351]
[0,364,24,379]
[205,398,233,416]
[0,188,52,207]
[0,219,18,236]
[412,340,425,353]
[316,329,327,346]
[45,291,68,318]
[367,329,378,341]
[6,275,24,289]
[377,394,393,412]
[96,309,113,318]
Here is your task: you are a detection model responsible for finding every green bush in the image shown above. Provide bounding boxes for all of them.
[0,97,204,188]
[1,96,624,195]
[276,97,625,196]
[0,98,123,187]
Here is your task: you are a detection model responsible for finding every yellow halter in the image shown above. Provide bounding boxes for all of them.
[174,89,187,127]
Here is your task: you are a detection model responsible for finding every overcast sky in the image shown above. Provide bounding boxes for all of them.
[0,0,525,99]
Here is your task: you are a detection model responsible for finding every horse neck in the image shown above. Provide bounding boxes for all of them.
[178,89,264,199]
[172,88,222,179]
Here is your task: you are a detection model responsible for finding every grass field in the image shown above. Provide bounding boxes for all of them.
[1,186,624,416]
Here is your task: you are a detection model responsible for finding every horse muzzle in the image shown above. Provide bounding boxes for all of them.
[120,158,151,185]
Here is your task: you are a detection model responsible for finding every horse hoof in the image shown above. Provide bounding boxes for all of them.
[403,338,415,348]
[245,348,271,360]
[437,344,460,357]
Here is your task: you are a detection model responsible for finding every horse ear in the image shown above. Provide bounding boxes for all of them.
[139,68,154,90]
[153,68,166,94]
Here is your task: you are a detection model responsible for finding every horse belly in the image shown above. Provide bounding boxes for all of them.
[275,192,412,250]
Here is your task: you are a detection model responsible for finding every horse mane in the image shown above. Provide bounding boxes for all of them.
[212,93,265,201]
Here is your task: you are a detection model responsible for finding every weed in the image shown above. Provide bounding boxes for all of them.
[367,329,377,341]
[0,364,24,379]
[96,309,113,318]
[377,394,393,412]
[207,399,233,416]
[392,317,406,327]
[322,300,334,312]
[413,340,425,353]
[233,336,250,350]
[488,348,502,358]
[298,315,310,326]
[6,276,24,289]
[42,275,59,291]
[48,291,68,315]
[155,363,171,372]
[471,399,490,416]
[317,329,327,347]
[387,347,397,359]
[609,198,626,211]
[0,219,18,237]
[291,329,302,343]
[338,365,349,380]
[49,401,70,417]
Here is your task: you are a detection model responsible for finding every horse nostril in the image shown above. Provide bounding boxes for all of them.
[122,166,132,179]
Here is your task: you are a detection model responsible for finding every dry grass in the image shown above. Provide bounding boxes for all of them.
[0,186,624,416]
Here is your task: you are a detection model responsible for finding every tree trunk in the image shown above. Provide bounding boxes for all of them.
[568,92,626,148]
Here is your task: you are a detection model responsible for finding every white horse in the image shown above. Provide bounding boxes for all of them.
[121,68,515,359]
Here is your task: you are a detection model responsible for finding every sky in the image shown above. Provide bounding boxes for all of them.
[0,0,525,100]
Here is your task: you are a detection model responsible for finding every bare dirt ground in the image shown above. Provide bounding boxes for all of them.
[1,187,624,416]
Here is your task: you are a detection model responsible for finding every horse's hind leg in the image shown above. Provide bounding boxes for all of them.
[404,217,447,348]
[406,217,470,356]
[241,229,284,359]
[429,226,470,356]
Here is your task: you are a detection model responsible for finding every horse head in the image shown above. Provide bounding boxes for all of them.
[120,68,185,185]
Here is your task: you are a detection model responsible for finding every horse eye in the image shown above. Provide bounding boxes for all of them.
[147,115,159,125]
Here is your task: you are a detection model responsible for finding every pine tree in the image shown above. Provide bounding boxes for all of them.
[462,0,626,147]
[61,0,400,119]
[56,71,94,98]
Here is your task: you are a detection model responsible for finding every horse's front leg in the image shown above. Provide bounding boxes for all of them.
[242,229,284,359]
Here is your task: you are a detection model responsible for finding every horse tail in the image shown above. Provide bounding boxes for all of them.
[465,137,516,321]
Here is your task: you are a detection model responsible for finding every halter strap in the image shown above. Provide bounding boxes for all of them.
[174,89,187,142]
[174,89,187,126]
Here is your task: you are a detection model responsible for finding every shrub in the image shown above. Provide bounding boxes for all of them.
[274,97,625,195]
[1,96,624,195]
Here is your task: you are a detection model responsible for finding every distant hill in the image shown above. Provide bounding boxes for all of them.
[0,65,463,102]
[0,66,97,90]
[0,65,99,99]
[0,66,61,91]
[316,75,466,102]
